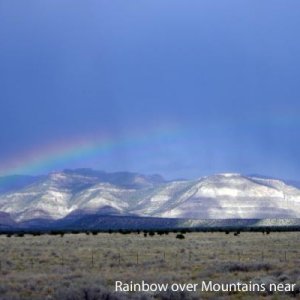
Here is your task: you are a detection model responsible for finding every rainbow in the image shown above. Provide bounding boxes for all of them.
[0,125,183,176]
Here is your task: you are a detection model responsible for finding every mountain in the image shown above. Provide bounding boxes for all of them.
[248,173,300,190]
[143,173,300,219]
[62,169,165,189]
[0,170,300,230]
[0,211,16,228]
[0,170,166,222]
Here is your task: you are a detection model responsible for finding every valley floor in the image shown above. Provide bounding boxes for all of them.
[0,231,299,299]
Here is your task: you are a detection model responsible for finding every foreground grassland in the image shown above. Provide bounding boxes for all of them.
[0,232,299,299]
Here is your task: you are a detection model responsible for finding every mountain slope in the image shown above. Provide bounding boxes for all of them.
[0,170,164,221]
[0,211,16,228]
[149,174,300,218]
[0,170,300,224]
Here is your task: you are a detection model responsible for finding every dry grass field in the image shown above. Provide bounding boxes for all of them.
[0,231,299,299]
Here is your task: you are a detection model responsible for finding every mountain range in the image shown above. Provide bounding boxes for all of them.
[0,169,300,230]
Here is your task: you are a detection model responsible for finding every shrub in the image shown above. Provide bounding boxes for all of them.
[176,234,185,240]
[32,232,41,236]
[54,286,152,300]
[220,262,273,273]
[158,290,198,300]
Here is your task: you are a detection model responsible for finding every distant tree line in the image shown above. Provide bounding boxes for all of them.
[1,225,300,237]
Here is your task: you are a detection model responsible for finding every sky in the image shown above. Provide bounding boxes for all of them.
[0,0,300,180]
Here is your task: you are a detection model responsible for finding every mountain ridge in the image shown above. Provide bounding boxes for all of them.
[1,169,300,230]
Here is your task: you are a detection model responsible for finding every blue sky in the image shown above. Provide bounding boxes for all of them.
[0,1,300,179]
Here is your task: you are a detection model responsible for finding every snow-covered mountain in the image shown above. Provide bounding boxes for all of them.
[145,174,300,219]
[0,170,300,225]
